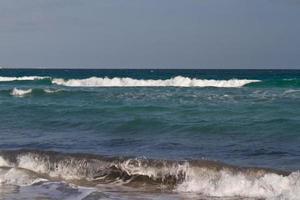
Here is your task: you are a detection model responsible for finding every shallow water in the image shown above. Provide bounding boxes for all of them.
[0,69,300,199]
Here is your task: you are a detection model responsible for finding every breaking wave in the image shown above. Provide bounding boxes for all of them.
[52,76,260,88]
[10,88,32,97]
[0,150,299,199]
[0,167,46,186]
[0,76,49,82]
[43,88,61,93]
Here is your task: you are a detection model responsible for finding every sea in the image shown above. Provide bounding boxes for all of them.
[0,69,299,200]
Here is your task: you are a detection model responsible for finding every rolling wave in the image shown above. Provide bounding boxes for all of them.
[5,88,62,97]
[0,150,299,199]
[1,74,300,89]
[43,88,61,94]
[52,76,260,88]
[0,76,49,82]
[10,88,32,97]
[250,78,300,88]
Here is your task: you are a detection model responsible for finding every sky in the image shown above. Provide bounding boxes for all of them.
[0,0,300,69]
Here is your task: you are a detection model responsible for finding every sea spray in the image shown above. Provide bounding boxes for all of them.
[1,150,299,199]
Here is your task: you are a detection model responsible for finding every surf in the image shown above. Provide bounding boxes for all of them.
[51,76,260,88]
[0,76,49,82]
[10,88,32,97]
[0,150,299,199]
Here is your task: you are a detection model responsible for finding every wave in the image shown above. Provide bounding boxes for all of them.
[4,88,62,97]
[250,78,300,88]
[52,76,260,88]
[0,150,299,199]
[43,88,61,93]
[0,74,299,89]
[1,75,299,89]
[0,167,46,186]
[0,76,49,82]
[10,88,32,97]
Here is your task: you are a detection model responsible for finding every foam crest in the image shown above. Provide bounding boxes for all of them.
[0,150,299,199]
[44,89,61,93]
[177,167,300,199]
[52,76,260,88]
[118,159,188,183]
[0,76,49,82]
[10,88,32,97]
[0,157,9,167]
[0,168,46,186]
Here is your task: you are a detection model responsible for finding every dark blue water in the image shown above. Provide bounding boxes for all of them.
[0,69,300,199]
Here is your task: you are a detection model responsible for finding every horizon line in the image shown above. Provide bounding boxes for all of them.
[1,65,300,70]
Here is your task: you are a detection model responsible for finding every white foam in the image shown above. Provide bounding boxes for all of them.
[17,155,49,174]
[0,156,9,167]
[0,168,46,186]
[119,159,189,181]
[119,160,300,199]
[2,152,299,199]
[177,168,300,200]
[44,89,61,93]
[52,76,260,88]
[0,76,48,82]
[16,154,91,180]
[10,88,32,97]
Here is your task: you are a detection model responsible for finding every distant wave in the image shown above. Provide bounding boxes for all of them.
[52,76,260,88]
[0,150,299,199]
[0,76,49,82]
[9,88,61,97]
[43,88,61,93]
[10,88,32,97]
[1,75,299,88]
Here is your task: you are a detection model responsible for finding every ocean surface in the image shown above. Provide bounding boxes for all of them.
[0,69,300,200]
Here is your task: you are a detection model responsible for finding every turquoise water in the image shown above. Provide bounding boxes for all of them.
[0,69,300,199]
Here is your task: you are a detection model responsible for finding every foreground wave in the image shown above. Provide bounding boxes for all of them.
[0,150,299,199]
[52,76,260,88]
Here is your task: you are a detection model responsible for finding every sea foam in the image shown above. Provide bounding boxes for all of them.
[0,76,48,82]
[10,88,32,97]
[0,168,46,186]
[177,167,300,199]
[52,76,260,88]
[43,89,61,93]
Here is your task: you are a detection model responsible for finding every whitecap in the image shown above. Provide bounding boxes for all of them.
[44,89,61,93]
[10,88,32,97]
[0,167,46,186]
[177,168,300,200]
[0,76,49,82]
[52,76,260,88]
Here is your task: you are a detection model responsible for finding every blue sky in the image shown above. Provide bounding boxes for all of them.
[0,0,300,68]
